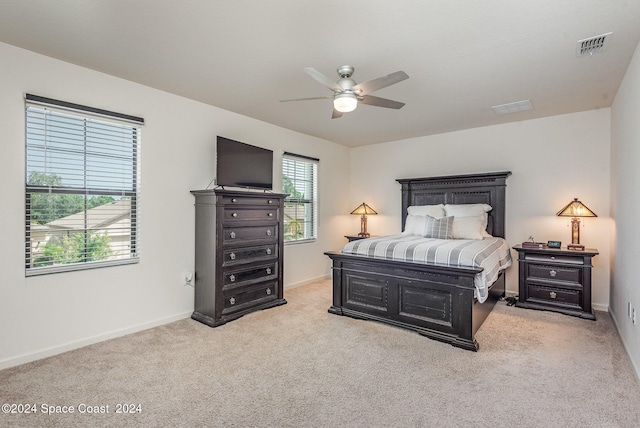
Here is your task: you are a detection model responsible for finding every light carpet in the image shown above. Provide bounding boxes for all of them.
[1,279,639,427]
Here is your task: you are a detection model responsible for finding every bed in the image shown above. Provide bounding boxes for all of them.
[325,171,512,351]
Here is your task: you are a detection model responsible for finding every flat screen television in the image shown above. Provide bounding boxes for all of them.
[216,136,273,190]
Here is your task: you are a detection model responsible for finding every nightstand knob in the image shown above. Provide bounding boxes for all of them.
[231,198,237,203]
[232,212,238,217]
[268,212,273,217]
[550,291,557,299]
[268,200,273,204]
[550,256,556,260]
[549,270,557,277]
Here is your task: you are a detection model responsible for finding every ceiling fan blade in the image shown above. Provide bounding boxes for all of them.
[305,67,343,93]
[352,71,409,95]
[280,96,332,102]
[359,95,405,109]
[332,109,343,119]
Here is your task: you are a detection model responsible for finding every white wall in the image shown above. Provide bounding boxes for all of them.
[0,42,350,369]
[349,110,612,308]
[610,40,640,378]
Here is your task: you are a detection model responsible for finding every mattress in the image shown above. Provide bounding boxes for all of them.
[341,235,512,303]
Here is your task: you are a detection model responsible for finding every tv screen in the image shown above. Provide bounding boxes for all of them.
[216,136,273,190]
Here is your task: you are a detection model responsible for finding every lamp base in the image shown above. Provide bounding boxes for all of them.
[567,243,585,251]
[357,232,370,238]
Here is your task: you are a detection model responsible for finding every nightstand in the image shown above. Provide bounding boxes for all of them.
[512,244,598,320]
[345,235,368,242]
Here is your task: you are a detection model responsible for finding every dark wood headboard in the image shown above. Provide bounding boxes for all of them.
[396,171,511,238]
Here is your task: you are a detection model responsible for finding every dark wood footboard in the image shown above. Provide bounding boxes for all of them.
[326,252,502,351]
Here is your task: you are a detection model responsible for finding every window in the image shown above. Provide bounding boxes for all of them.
[25,94,143,276]
[282,152,318,243]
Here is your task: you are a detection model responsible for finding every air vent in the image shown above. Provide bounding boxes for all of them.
[576,32,612,57]
[492,100,533,115]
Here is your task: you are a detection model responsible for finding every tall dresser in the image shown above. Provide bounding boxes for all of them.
[190,189,287,327]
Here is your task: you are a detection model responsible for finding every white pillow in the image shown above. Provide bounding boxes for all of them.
[407,204,445,218]
[444,203,492,217]
[451,216,486,240]
[402,215,427,235]
[445,204,493,239]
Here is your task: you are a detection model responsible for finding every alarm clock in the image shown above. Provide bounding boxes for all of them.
[547,240,561,249]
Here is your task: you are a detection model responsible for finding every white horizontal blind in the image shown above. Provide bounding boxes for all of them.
[25,95,143,275]
[282,153,318,243]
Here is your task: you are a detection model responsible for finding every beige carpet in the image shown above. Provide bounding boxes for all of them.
[1,279,639,428]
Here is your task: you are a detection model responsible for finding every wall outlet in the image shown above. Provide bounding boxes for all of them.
[629,302,633,318]
[633,307,637,326]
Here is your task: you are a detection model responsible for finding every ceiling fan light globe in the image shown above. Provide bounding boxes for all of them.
[334,94,358,113]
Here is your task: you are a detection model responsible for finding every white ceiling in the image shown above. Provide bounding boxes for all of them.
[1,0,639,147]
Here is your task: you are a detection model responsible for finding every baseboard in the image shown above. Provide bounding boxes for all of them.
[610,309,640,384]
[592,303,609,312]
[0,311,192,371]
[284,273,330,290]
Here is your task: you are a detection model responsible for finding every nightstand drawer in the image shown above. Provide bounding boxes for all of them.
[524,253,584,265]
[528,264,581,283]
[527,283,582,308]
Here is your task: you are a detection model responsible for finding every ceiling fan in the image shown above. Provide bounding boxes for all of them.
[280,65,409,119]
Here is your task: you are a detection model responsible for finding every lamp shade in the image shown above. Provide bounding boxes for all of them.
[556,198,597,218]
[334,93,358,113]
[351,203,377,216]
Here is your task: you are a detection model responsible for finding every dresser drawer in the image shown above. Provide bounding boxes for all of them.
[528,264,581,283]
[222,195,281,207]
[526,283,582,309]
[223,207,278,223]
[223,262,278,288]
[222,244,277,266]
[222,281,278,314]
[222,225,277,245]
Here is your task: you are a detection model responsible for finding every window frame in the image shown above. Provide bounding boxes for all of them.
[24,94,143,276]
[282,152,318,245]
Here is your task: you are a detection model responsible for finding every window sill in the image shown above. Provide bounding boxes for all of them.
[26,257,140,277]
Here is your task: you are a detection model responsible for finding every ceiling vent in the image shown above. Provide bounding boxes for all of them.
[576,32,612,57]
[492,100,533,115]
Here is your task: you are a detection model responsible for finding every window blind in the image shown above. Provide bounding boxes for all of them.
[25,94,143,275]
[282,153,318,243]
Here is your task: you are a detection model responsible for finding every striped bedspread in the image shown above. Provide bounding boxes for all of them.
[342,235,512,303]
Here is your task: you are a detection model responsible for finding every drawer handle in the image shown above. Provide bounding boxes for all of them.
[232,212,238,217]
[550,256,556,260]
[549,291,557,299]
[231,198,237,203]
[549,270,557,277]
[266,267,272,275]
[230,231,236,239]
[268,212,273,217]
[266,288,272,295]
[229,297,236,305]
[229,274,236,282]
[266,248,272,255]
[230,252,236,260]
[266,229,272,236]
[268,200,273,204]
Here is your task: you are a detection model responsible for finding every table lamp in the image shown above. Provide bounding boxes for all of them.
[556,198,596,250]
[351,202,377,238]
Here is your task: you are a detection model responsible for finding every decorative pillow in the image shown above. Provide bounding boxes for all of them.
[451,215,486,240]
[402,214,427,235]
[423,215,454,239]
[407,204,445,218]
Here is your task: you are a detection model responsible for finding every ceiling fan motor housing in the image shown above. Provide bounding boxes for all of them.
[337,65,354,78]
